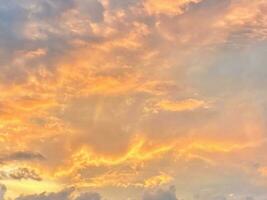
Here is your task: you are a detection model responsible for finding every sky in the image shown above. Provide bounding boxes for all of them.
[0,0,267,199]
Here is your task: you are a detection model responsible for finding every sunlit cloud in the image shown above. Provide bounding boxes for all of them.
[155,99,208,112]
[144,0,201,16]
[1,0,267,199]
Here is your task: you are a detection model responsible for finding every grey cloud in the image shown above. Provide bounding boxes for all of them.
[15,187,75,200]
[0,0,102,85]
[33,0,75,19]
[76,0,104,23]
[0,0,28,39]
[211,196,226,200]
[13,188,103,200]
[143,186,177,200]
[9,168,42,181]
[0,184,6,200]
[6,151,45,161]
[0,168,42,181]
[108,0,139,9]
[35,0,104,22]
[0,0,30,71]
[0,151,45,163]
[75,192,101,200]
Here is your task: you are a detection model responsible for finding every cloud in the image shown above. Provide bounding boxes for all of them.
[144,0,202,16]
[155,99,208,112]
[0,184,6,200]
[0,168,42,181]
[143,186,177,200]
[75,192,101,200]
[8,168,42,181]
[194,193,227,200]
[0,152,45,163]
[144,173,173,188]
[13,188,104,200]
[15,187,75,200]
[76,0,104,23]
[0,0,267,199]
[108,0,138,9]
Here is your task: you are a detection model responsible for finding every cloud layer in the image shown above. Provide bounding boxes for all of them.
[1,0,267,200]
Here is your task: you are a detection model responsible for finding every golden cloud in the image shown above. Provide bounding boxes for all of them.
[144,0,202,16]
[155,99,208,112]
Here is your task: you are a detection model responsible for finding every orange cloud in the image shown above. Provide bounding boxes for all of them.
[144,0,202,16]
[143,173,173,188]
[156,99,207,112]
[1,0,267,199]
[258,167,267,177]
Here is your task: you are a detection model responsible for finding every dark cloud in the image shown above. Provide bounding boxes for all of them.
[13,188,103,200]
[0,151,45,163]
[0,168,42,181]
[9,168,42,181]
[15,187,75,200]
[143,186,177,200]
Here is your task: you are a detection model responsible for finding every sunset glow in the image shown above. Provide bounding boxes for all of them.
[1,0,267,200]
